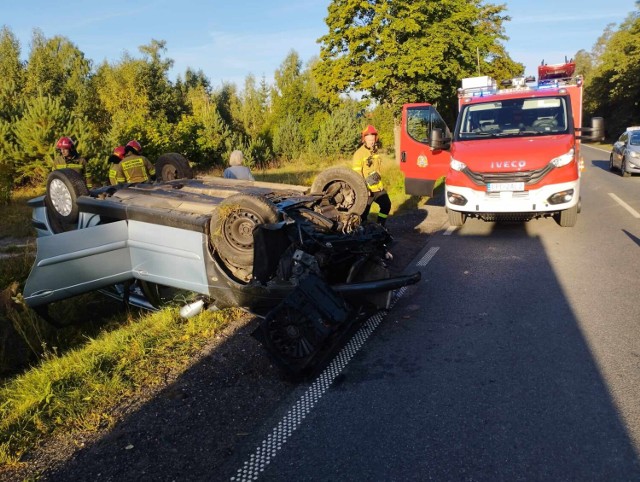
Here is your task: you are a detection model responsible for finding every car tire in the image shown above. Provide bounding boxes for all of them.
[620,157,631,177]
[609,154,615,171]
[45,168,89,233]
[310,167,369,216]
[155,153,194,181]
[210,193,280,269]
[555,204,578,227]
[447,208,466,227]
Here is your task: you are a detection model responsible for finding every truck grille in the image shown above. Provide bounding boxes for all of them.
[463,164,554,186]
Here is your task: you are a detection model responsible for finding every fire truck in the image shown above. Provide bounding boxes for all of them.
[399,60,604,227]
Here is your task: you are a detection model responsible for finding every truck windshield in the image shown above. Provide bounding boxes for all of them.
[455,96,570,140]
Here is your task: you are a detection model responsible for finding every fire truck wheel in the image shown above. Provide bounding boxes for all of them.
[555,205,578,227]
[155,153,194,181]
[447,208,466,227]
[620,157,630,177]
[210,193,280,270]
[45,168,89,233]
[310,167,369,216]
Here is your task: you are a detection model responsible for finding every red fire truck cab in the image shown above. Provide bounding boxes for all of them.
[399,61,604,227]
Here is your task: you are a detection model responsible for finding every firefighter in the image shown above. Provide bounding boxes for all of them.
[108,145,126,185]
[352,125,391,226]
[53,136,92,188]
[112,140,156,184]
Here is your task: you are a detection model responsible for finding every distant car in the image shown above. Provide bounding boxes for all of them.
[24,154,420,374]
[610,127,640,177]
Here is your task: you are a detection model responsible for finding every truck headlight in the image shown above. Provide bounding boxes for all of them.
[450,158,467,171]
[550,149,575,168]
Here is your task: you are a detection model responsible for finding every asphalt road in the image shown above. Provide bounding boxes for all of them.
[222,145,640,481]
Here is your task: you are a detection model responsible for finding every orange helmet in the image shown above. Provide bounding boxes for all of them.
[126,140,142,154]
[361,124,378,141]
[56,136,75,150]
[113,145,126,160]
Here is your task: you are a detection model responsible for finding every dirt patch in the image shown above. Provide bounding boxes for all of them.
[0,204,448,482]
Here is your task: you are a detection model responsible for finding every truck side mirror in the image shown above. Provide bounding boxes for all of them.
[429,128,450,150]
[577,117,605,141]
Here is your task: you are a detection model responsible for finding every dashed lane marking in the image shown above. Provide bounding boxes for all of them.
[608,193,640,219]
[443,226,456,235]
[417,246,440,267]
[230,246,441,481]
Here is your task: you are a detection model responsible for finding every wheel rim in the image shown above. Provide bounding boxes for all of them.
[49,178,73,216]
[222,209,261,252]
[161,164,178,180]
[267,307,320,359]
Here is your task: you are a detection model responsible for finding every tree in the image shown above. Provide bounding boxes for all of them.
[23,30,93,115]
[584,6,640,136]
[0,27,25,121]
[270,51,325,157]
[314,0,520,123]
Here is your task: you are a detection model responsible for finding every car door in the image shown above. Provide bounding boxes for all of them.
[614,133,628,168]
[399,103,452,197]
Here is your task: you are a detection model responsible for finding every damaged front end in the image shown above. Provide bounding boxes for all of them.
[246,204,421,376]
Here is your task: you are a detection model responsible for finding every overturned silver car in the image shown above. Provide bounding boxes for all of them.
[24,154,420,374]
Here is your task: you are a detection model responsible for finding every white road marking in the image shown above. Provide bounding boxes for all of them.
[443,226,456,236]
[608,193,640,219]
[231,247,441,481]
[417,246,440,266]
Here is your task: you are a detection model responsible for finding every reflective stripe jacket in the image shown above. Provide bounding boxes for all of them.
[53,154,92,188]
[352,144,384,192]
[114,154,156,183]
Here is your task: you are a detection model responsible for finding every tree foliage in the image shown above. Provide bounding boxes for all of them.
[314,0,522,122]
[583,6,640,137]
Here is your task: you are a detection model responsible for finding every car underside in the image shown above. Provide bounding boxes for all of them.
[24,155,420,375]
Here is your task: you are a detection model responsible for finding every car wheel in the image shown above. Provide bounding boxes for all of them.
[555,204,578,227]
[44,168,89,233]
[621,157,631,177]
[447,208,466,227]
[210,193,280,270]
[609,154,615,171]
[155,153,194,181]
[310,167,369,216]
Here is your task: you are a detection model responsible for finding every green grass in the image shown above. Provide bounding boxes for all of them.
[0,187,42,239]
[0,307,241,465]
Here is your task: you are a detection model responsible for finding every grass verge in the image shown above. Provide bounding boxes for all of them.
[0,306,241,466]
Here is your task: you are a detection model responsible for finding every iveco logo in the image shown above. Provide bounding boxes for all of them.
[491,160,527,169]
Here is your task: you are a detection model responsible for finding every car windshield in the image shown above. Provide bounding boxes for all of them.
[456,96,570,140]
[629,132,640,146]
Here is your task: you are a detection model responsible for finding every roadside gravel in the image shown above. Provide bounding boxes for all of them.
[0,203,447,482]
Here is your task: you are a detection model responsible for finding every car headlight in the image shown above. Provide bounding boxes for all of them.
[551,149,575,168]
[450,157,467,171]
[629,150,640,158]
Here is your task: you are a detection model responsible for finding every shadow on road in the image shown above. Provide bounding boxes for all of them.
[303,220,640,480]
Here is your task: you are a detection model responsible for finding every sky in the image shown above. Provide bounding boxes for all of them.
[2,0,638,90]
